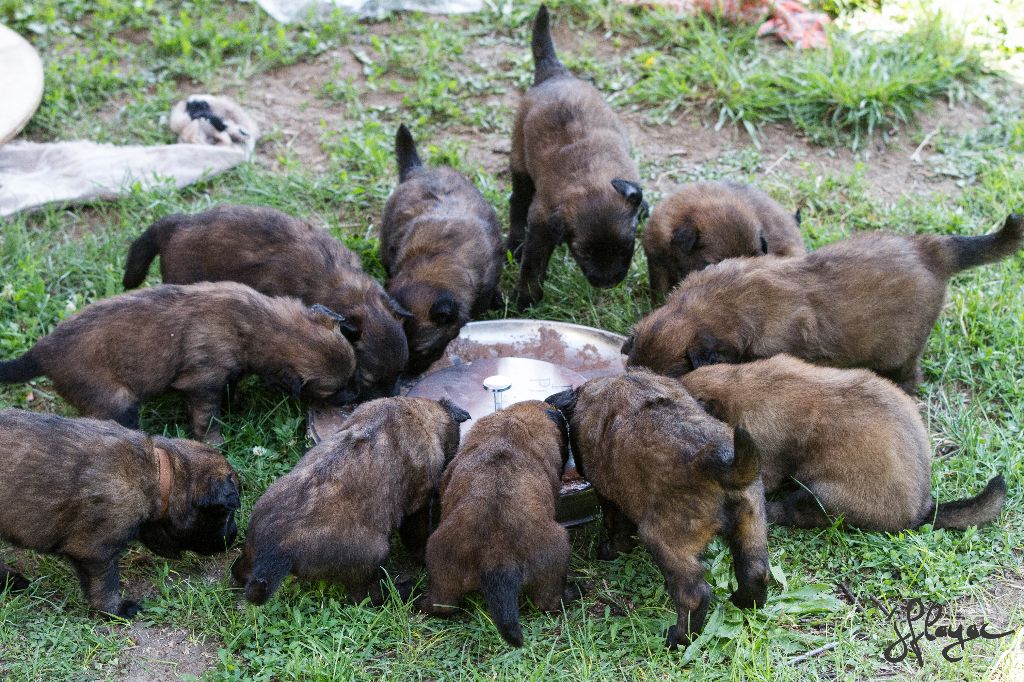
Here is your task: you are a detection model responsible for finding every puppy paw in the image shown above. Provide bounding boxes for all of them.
[730,586,767,610]
[395,577,415,602]
[596,541,620,561]
[1,571,29,593]
[117,599,142,618]
[562,581,585,603]
[665,624,695,651]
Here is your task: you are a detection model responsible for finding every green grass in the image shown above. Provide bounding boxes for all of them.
[1,0,1023,679]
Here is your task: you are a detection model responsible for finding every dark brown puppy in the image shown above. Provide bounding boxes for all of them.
[644,181,804,301]
[122,204,409,399]
[231,397,470,605]
[682,355,1006,532]
[508,5,645,307]
[624,214,1024,391]
[422,400,571,647]
[379,125,505,373]
[546,371,769,650]
[0,409,239,617]
[0,282,357,443]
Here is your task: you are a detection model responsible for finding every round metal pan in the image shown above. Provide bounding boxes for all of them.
[308,319,627,527]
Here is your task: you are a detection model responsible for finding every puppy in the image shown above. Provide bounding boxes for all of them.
[508,5,645,307]
[0,409,239,617]
[231,397,470,604]
[379,125,505,373]
[681,355,1007,532]
[546,371,769,650]
[644,181,804,301]
[422,400,571,647]
[0,282,357,443]
[122,204,409,399]
[624,214,1023,391]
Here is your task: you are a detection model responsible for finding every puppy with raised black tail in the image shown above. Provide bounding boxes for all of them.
[508,5,646,307]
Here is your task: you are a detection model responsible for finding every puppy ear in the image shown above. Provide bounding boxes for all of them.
[544,387,578,420]
[671,222,700,253]
[620,334,634,356]
[198,477,241,510]
[686,333,737,370]
[386,296,414,320]
[611,178,644,210]
[429,293,460,325]
[310,304,360,343]
[695,397,726,421]
[438,397,471,423]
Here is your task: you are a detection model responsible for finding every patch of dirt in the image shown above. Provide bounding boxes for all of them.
[624,97,992,204]
[237,47,367,171]
[118,624,219,682]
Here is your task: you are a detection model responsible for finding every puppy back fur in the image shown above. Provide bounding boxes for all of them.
[644,181,804,299]
[625,216,1023,390]
[424,400,570,647]
[123,204,407,399]
[0,409,239,615]
[4,282,356,433]
[234,397,465,604]
[682,356,1007,531]
[380,126,504,372]
[508,6,643,303]
[547,370,769,649]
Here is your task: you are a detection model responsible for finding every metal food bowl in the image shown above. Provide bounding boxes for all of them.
[308,319,627,527]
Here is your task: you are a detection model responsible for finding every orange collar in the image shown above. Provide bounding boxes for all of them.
[154,447,172,519]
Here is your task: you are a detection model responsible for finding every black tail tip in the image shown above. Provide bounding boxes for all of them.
[499,623,524,647]
[1003,213,1022,235]
[986,474,1007,497]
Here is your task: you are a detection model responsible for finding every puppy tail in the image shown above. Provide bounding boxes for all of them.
[712,427,761,490]
[395,124,423,183]
[947,213,1023,273]
[0,351,42,384]
[123,214,184,289]
[531,5,567,85]
[924,475,1007,530]
[481,565,524,647]
[243,552,293,605]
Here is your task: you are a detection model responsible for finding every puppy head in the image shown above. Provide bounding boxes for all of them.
[561,179,645,289]
[622,300,742,377]
[275,304,360,404]
[139,438,241,558]
[389,282,467,374]
[326,288,411,400]
[558,370,737,484]
[657,198,764,280]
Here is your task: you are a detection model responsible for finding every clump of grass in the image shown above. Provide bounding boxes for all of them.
[618,9,984,148]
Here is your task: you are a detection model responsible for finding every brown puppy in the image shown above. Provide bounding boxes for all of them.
[0,409,240,617]
[546,371,769,650]
[681,355,1007,532]
[422,400,571,648]
[624,214,1024,391]
[0,282,357,443]
[644,181,804,301]
[379,125,505,373]
[231,397,470,605]
[508,5,645,307]
[122,204,409,399]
